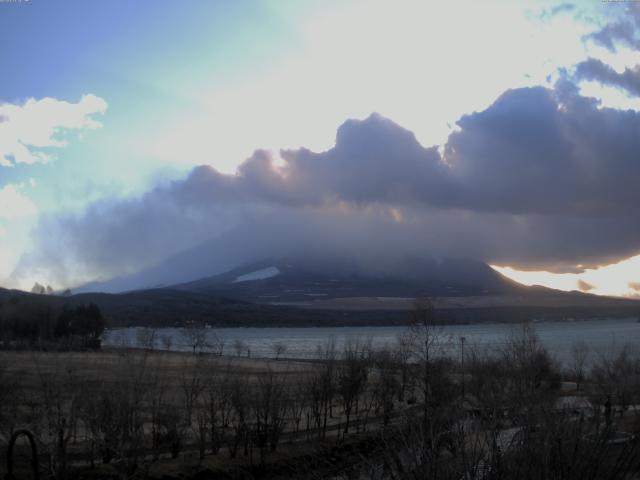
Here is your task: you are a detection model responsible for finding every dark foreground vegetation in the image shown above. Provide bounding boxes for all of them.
[0,297,105,350]
[3,302,640,479]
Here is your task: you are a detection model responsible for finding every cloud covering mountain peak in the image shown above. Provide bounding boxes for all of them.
[13,82,640,288]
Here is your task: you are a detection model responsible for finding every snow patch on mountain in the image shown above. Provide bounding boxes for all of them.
[232,266,280,283]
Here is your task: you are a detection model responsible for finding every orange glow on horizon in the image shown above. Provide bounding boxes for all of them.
[493,255,640,298]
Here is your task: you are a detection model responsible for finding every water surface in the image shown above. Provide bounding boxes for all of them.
[102,317,640,366]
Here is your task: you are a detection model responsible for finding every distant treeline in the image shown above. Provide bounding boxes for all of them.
[102,303,640,328]
[70,288,640,328]
[1,286,639,335]
[0,295,105,349]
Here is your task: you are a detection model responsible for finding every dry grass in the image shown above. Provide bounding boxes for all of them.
[0,348,315,397]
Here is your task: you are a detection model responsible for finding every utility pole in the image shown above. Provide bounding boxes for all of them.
[460,336,466,403]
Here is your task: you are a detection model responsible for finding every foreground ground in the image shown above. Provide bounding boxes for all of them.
[3,327,640,479]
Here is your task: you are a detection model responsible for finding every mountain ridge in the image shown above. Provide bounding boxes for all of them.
[2,276,638,329]
[172,256,562,302]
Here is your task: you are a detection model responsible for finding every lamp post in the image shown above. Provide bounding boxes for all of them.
[460,336,466,403]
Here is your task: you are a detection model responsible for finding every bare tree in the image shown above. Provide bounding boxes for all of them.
[287,376,309,441]
[146,365,170,461]
[181,322,207,354]
[33,357,81,480]
[209,332,226,356]
[371,348,400,426]
[393,333,414,402]
[271,341,288,360]
[592,344,640,418]
[136,327,156,350]
[408,297,452,411]
[0,354,23,436]
[252,368,289,464]
[570,340,590,391]
[201,364,234,455]
[180,359,204,438]
[100,349,152,472]
[161,334,173,351]
[233,338,247,357]
[500,323,560,411]
[226,372,251,459]
[338,339,370,434]
[308,339,337,439]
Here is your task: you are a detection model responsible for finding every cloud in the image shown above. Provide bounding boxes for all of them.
[575,58,640,97]
[577,279,595,292]
[236,114,449,207]
[587,22,639,52]
[0,94,107,167]
[13,82,640,288]
[583,5,640,52]
[0,184,37,220]
[11,172,247,286]
[551,3,575,16]
[0,183,37,287]
[538,3,575,21]
[629,282,640,292]
[448,82,640,217]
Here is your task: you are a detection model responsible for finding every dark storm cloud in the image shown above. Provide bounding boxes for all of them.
[246,114,450,207]
[13,81,640,287]
[587,21,640,52]
[575,58,640,97]
[447,83,640,216]
[584,5,640,52]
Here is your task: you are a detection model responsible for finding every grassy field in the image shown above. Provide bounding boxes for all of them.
[4,330,640,480]
[0,348,311,382]
[0,347,410,479]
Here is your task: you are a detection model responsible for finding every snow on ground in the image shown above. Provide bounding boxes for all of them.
[232,266,280,283]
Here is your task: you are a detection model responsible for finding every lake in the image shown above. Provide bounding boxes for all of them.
[102,317,640,366]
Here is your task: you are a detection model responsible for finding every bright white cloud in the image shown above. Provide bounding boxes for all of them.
[494,255,640,298]
[0,94,107,166]
[141,0,599,173]
[0,243,13,286]
[0,183,37,220]
[579,80,640,110]
[0,183,38,288]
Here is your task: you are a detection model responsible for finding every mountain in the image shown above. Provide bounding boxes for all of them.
[3,275,639,329]
[173,256,554,303]
[0,286,30,302]
[74,262,640,325]
[76,239,242,293]
[45,240,640,327]
[0,286,426,328]
[69,289,247,325]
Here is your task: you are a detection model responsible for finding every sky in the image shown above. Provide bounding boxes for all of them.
[1,0,640,296]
